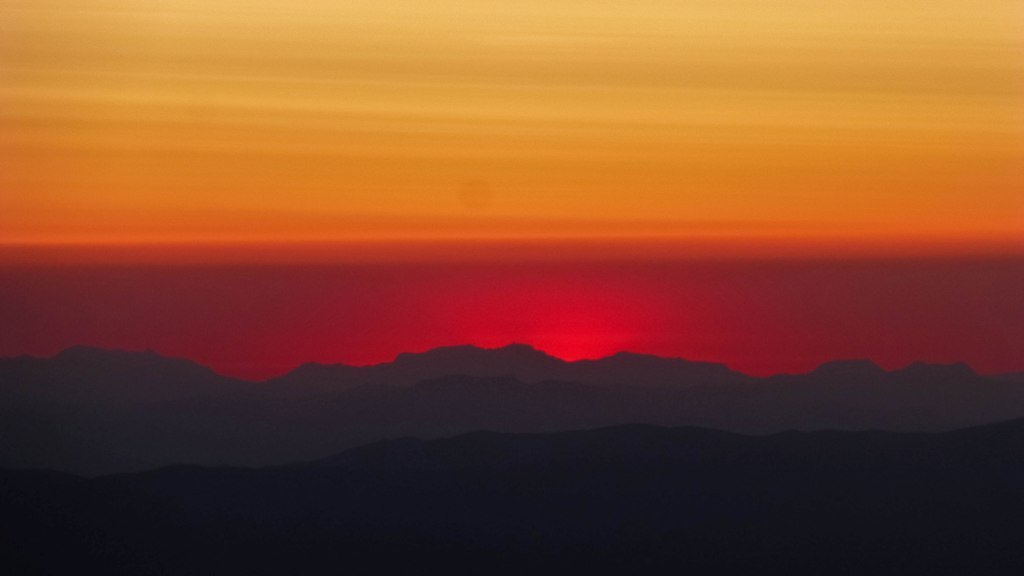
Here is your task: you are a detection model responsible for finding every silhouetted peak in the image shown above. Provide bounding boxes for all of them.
[499,343,544,354]
[53,346,218,378]
[599,351,723,369]
[575,351,745,385]
[392,343,559,366]
[56,346,163,363]
[810,359,886,380]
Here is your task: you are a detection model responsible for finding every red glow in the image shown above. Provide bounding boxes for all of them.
[0,258,1022,380]
[422,270,670,362]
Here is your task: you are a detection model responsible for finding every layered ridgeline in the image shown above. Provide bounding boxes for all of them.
[3,421,1024,573]
[2,345,1023,474]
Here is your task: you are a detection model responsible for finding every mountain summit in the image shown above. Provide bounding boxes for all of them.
[1,346,1021,475]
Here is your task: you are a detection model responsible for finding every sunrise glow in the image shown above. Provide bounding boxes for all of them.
[1,0,1022,378]
[2,0,1022,257]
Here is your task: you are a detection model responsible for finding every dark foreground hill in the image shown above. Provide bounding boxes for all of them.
[3,420,1024,575]
[3,346,1024,474]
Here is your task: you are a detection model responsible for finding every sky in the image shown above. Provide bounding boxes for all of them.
[0,1,1022,376]
[2,260,1022,380]
[2,0,1022,252]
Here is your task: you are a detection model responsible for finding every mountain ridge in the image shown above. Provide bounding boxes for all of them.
[5,343,1009,383]
[4,418,1024,573]
[2,344,1023,475]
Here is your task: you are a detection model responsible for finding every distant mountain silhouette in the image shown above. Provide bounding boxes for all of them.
[0,345,247,406]
[271,343,749,390]
[2,345,1023,475]
[3,420,1024,574]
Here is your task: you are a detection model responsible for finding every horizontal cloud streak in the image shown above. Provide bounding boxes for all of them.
[1,0,1022,251]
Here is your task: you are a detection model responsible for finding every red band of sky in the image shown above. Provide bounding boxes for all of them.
[2,3,1021,382]
[2,257,1021,380]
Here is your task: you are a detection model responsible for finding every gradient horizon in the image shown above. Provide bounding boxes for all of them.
[2,0,1022,251]
[2,1,1021,380]
[2,257,1021,381]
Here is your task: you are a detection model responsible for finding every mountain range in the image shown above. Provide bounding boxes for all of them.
[2,345,1024,475]
[3,419,1024,574]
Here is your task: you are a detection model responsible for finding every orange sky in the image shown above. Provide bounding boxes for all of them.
[2,0,1022,259]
